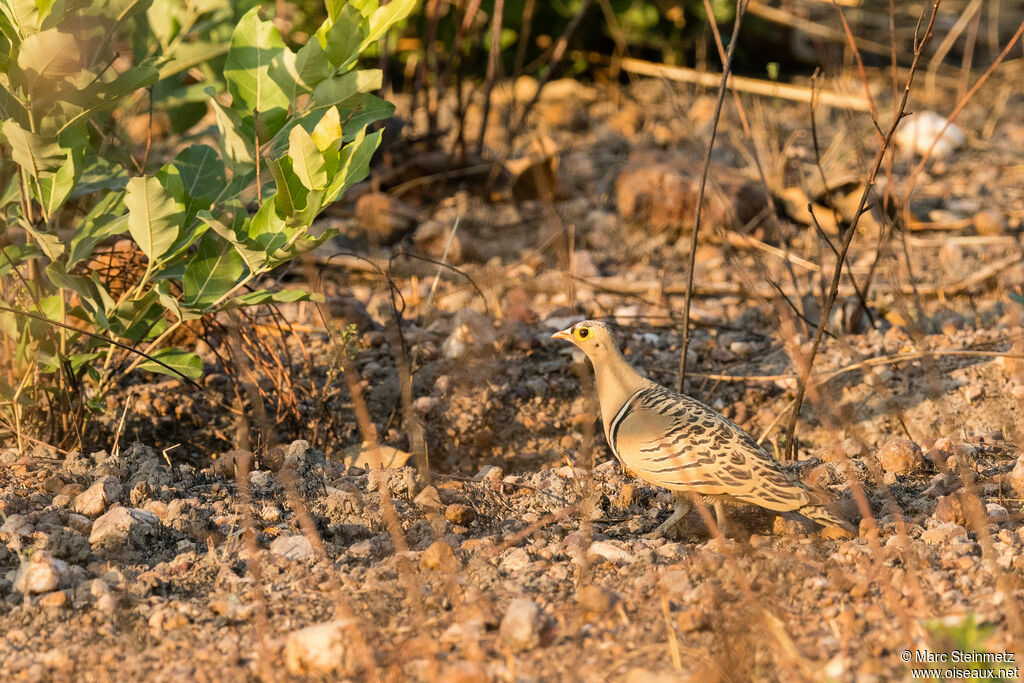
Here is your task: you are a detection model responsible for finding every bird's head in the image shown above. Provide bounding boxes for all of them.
[551,320,616,357]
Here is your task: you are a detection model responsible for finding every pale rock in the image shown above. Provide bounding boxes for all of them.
[894,111,965,158]
[73,476,123,517]
[444,503,475,525]
[421,540,457,571]
[348,539,374,558]
[39,590,68,608]
[876,438,924,475]
[985,503,1009,523]
[96,592,118,613]
[921,522,968,546]
[575,585,618,613]
[499,547,532,573]
[500,598,543,651]
[270,535,316,562]
[973,210,1006,236]
[88,506,159,549]
[413,396,440,414]
[571,249,599,278]
[285,620,360,676]
[0,514,32,536]
[587,540,633,564]
[474,465,503,483]
[413,485,442,510]
[14,551,68,594]
[441,309,496,360]
[1006,457,1024,497]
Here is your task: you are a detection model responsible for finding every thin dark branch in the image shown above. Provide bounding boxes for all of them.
[783,0,943,460]
[475,0,506,156]
[390,250,491,315]
[511,0,595,138]
[0,303,204,390]
[677,0,749,394]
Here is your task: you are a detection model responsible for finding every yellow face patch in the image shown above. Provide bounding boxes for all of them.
[574,326,591,342]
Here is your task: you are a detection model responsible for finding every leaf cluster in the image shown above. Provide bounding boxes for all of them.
[0,0,414,445]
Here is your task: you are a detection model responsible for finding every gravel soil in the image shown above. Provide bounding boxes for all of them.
[2,67,1024,681]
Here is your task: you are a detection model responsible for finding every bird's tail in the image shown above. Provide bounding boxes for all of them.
[797,504,856,538]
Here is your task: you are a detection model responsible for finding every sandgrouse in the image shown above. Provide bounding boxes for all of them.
[553,320,854,538]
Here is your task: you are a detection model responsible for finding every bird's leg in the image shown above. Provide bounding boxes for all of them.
[645,493,693,539]
[713,500,731,539]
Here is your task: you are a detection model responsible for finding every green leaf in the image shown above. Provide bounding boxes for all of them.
[221,287,322,310]
[197,208,264,273]
[311,105,342,151]
[289,188,326,229]
[183,233,245,307]
[153,215,208,267]
[210,97,255,168]
[0,80,29,128]
[312,69,381,110]
[362,0,416,51]
[72,156,130,198]
[158,40,230,81]
[1,120,64,177]
[110,289,165,342]
[288,38,331,100]
[37,150,77,216]
[248,194,290,256]
[21,222,64,259]
[1010,293,1024,307]
[267,156,308,216]
[172,144,226,216]
[224,7,290,136]
[340,93,394,140]
[125,176,184,261]
[102,0,155,30]
[67,192,128,268]
[147,0,182,47]
[325,126,381,203]
[56,66,158,135]
[16,28,79,92]
[288,124,327,190]
[348,0,378,18]
[323,4,366,69]
[138,347,203,378]
[0,0,40,37]
[45,262,110,326]
[0,243,41,278]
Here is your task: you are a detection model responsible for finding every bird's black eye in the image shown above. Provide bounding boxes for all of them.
[577,327,589,339]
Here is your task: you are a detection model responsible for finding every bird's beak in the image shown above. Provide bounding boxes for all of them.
[551,328,572,341]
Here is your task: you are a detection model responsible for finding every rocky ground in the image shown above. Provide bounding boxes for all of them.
[2,64,1024,680]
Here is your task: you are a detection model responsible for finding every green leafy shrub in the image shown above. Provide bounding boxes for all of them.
[0,0,415,447]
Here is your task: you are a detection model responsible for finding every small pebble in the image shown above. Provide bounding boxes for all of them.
[500,599,543,651]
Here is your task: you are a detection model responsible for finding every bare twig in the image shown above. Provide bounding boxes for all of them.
[511,0,595,137]
[783,0,943,460]
[677,0,749,394]
[619,58,872,110]
[901,17,1024,215]
[475,0,506,156]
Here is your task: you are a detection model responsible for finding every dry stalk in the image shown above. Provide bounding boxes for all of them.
[233,449,275,682]
[619,58,872,111]
[677,0,750,394]
[900,18,1024,218]
[808,79,875,331]
[511,0,595,138]
[783,0,944,461]
[340,360,423,612]
[701,0,779,221]
[475,0,506,156]
[278,470,381,681]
